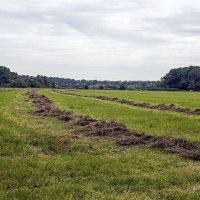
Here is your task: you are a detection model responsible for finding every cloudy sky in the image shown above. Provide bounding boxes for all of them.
[1,0,200,80]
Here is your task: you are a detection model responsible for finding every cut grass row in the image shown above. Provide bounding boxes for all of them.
[39,89,200,144]
[62,89,200,110]
[1,89,200,199]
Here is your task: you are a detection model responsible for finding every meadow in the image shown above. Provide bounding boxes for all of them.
[62,89,200,109]
[1,89,200,200]
[40,90,200,142]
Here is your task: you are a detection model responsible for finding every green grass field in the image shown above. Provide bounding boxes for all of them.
[1,89,200,200]
[40,90,200,143]
[62,89,200,109]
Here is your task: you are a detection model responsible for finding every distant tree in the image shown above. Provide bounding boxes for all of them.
[99,85,104,90]
[127,85,136,90]
[119,84,127,90]
[1,66,164,90]
[84,85,89,89]
[0,66,56,88]
[161,66,200,90]
[0,66,17,85]
[10,78,27,88]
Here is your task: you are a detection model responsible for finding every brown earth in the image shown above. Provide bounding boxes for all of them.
[27,90,200,161]
[55,91,200,115]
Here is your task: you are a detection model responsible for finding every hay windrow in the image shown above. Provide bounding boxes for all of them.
[55,90,200,115]
[27,90,200,161]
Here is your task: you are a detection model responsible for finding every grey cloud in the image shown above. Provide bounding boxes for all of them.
[145,5,200,37]
[0,0,200,80]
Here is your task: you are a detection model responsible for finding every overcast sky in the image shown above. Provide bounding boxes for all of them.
[1,0,200,80]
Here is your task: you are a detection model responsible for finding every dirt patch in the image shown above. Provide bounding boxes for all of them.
[55,91,200,115]
[27,90,200,161]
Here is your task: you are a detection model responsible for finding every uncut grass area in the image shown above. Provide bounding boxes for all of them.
[39,90,200,143]
[62,89,200,110]
[1,89,200,200]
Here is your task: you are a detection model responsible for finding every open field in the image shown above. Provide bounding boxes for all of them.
[40,90,200,142]
[1,89,200,199]
[62,89,200,110]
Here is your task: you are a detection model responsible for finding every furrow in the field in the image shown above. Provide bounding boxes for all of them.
[27,90,200,161]
[53,90,200,115]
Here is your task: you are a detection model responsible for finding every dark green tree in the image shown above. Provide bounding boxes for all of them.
[161,66,200,90]
[119,84,127,90]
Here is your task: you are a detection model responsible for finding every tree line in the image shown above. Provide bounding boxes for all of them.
[160,66,200,91]
[0,66,55,88]
[0,65,200,90]
[48,77,159,90]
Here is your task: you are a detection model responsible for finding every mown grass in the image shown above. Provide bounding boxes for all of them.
[62,89,200,109]
[1,89,200,199]
[39,90,200,143]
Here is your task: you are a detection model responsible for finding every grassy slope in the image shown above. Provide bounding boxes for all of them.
[39,90,200,143]
[63,89,200,109]
[1,89,200,200]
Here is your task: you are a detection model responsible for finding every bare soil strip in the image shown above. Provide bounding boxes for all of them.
[54,90,200,115]
[27,90,200,161]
